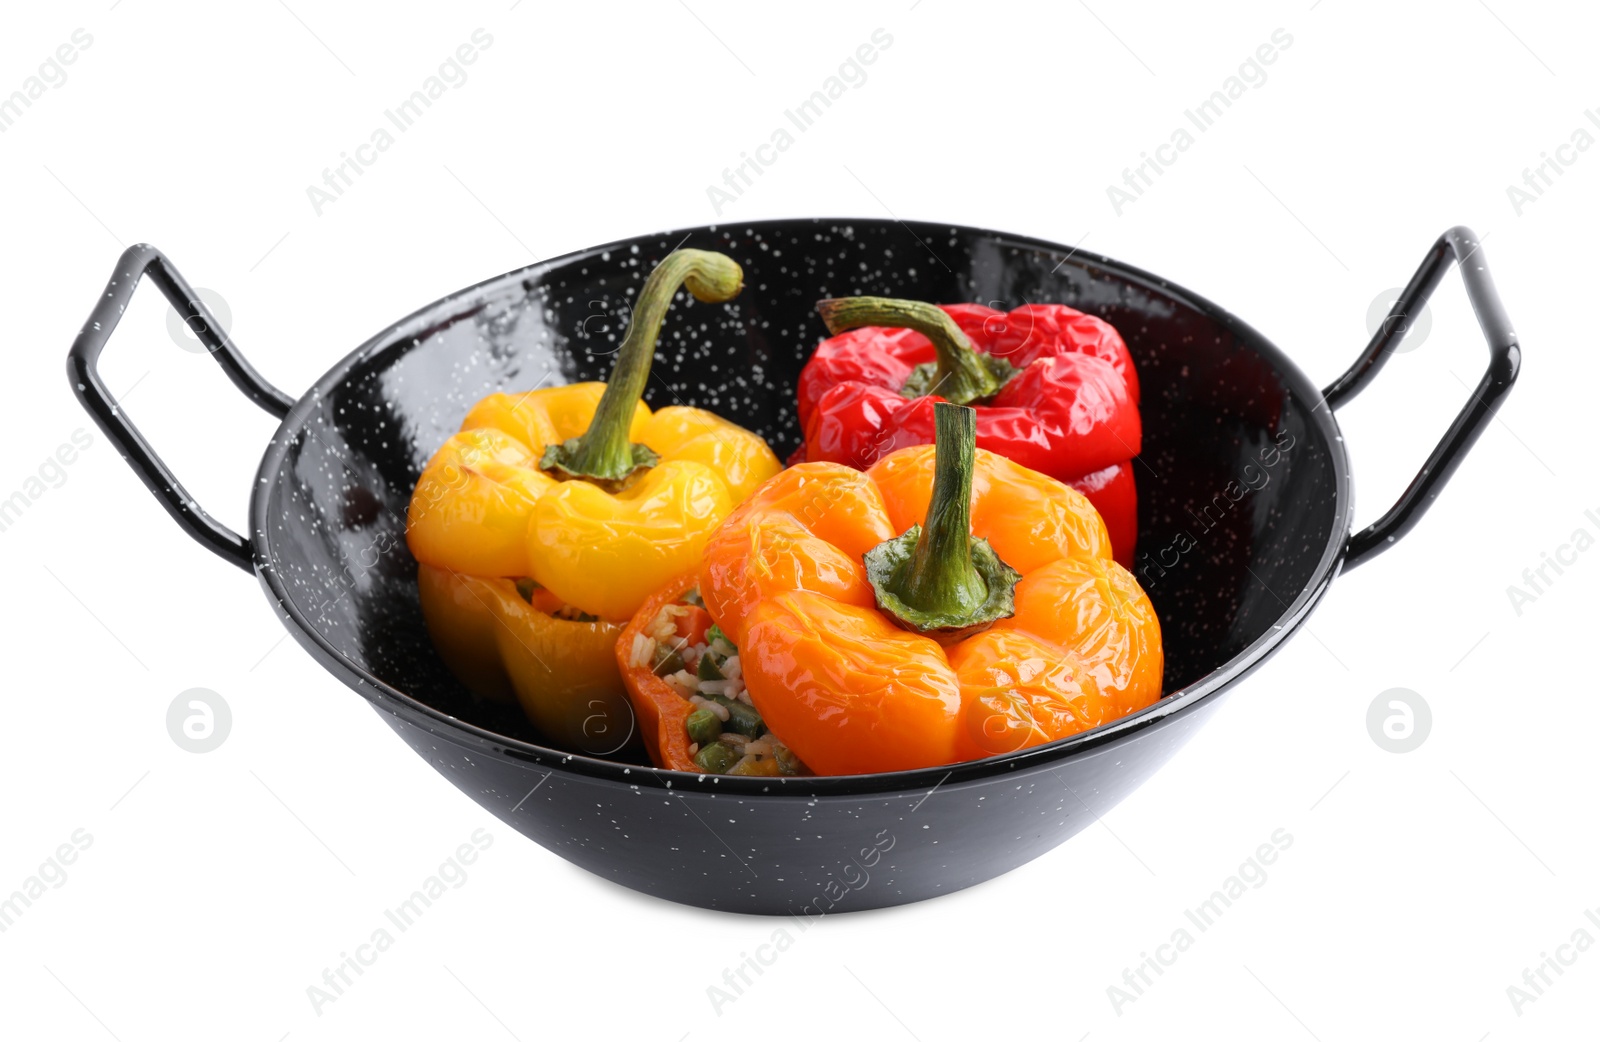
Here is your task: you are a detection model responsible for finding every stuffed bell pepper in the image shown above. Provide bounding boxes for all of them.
[407,249,782,754]
[794,297,1142,565]
[618,402,1162,777]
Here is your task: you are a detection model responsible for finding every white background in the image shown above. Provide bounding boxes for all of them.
[1,1,1594,1039]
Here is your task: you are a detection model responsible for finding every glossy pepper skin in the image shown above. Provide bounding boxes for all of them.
[796,299,1142,566]
[405,250,782,751]
[418,564,636,756]
[408,386,779,621]
[700,405,1162,776]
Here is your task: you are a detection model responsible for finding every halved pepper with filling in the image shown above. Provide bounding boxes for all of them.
[669,401,1163,776]
[618,570,817,777]
[406,250,783,754]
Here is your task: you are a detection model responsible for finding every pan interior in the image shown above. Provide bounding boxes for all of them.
[256,218,1342,752]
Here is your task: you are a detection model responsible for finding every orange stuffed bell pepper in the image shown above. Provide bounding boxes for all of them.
[620,401,1163,777]
[407,250,782,755]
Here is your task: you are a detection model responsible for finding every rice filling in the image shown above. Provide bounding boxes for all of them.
[646,590,808,777]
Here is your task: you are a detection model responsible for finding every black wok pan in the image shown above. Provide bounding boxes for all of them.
[68,220,1517,913]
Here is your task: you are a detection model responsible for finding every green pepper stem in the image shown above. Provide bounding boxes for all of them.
[862,403,1020,641]
[542,250,743,486]
[898,404,986,613]
[816,296,1014,406]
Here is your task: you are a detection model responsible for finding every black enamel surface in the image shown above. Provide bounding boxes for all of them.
[229,218,1356,912]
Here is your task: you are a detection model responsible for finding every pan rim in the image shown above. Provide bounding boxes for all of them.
[249,215,1355,797]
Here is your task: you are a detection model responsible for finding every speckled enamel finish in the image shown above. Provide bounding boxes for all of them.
[249,218,1353,914]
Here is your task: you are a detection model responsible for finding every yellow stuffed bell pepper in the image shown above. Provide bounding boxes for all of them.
[406,249,782,755]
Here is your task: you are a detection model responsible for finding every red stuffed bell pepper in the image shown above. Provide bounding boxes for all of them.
[795,297,1142,566]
